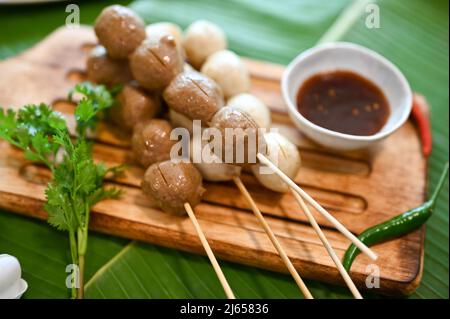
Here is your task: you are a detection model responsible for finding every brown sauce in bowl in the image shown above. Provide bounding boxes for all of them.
[296,70,390,136]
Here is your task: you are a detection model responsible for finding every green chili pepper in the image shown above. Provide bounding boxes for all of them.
[343,162,449,272]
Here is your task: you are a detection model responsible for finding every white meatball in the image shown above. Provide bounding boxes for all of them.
[251,132,301,193]
[201,50,250,99]
[227,93,271,128]
[183,20,227,69]
[183,63,194,72]
[196,161,242,182]
[146,22,183,45]
[191,138,241,182]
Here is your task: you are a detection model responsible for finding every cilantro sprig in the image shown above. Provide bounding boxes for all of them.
[69,81,117,139]
[0,82,122,299]
[0,103,66,168]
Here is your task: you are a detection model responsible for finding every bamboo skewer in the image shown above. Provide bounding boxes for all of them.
[256,153,378,261]
[233,177,314,299]
[184,202,236,299]
[291,190,363,299]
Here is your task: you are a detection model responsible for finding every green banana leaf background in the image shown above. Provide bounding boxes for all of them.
[0,0,448,299]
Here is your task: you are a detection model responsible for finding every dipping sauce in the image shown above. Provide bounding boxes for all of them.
[296,70,390,136]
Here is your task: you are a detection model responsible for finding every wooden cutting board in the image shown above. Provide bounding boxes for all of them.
[0,26,427,296]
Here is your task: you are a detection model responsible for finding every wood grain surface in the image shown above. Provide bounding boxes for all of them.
[0,26,427,296]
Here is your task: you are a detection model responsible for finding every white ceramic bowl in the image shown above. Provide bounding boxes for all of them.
[282,42,412,151]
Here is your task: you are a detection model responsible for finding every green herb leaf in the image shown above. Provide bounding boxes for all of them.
[0,82,122,298]
[69,82,116,140]
[0,104,65,168]
[45,181,76,232]
[75,99,95,124]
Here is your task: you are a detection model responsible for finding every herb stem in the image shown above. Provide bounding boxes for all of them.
[77,253,85,299]
[1,83,120,300]
[69,230,78,299]
[76,200,90,299]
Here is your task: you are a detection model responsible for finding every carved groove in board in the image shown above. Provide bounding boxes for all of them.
[297,184,367,213]
[19,163,50,185]
[20,160,366,218]
[204,178,367,215]
[300,149,370,176]
[16,162,355,252]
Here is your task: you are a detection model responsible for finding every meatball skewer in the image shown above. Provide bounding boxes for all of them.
[187,103,360,298]
[164,67,375,261]
[198,109,362,298]
[233,100,362,298]
[164,77,313,297]
[133,121,235,299]
[142,161,235,299]
[184,199,235,299]
[256,152,368,298]
[232,177,313,298]
[245,144,362,298]
[164,72,375,295]
[206,102,377,261]
[187,135,313,298]
[229,94,362,299]
[92,6,235,298]
[249,129,362,297]
[163,69,313,296]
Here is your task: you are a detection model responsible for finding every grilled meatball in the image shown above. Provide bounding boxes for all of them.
[131,119,177,167]
[109,84,161,132]
[94,5,146,59]
[163,70,224,124]
[86,45,133,87]
[130,36,184,92]
[142,161,205,215]
[209,106,266,166]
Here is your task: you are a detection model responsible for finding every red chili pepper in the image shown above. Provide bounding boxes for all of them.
[411,94,432,157]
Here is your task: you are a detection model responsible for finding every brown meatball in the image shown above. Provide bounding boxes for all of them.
[142,160,205,215]
[86,45,133,87]
[132,119,177,167]
[130,36,184,92]
[163,71,224,124]
[209,106,267,166]
[109,84,161,132]
[94,5,146,59]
